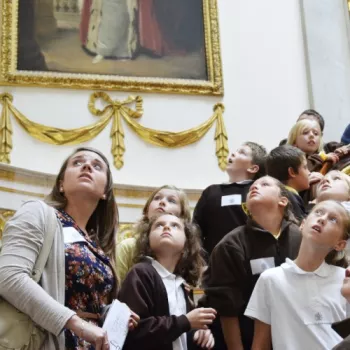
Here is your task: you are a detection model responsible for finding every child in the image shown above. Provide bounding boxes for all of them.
[118,213,217,350]
[193,141,267,256]
[266,145,310,222]
[245,200,350,350]
[199,176,301,350]
[116,185,191,283]
[287,119,339,172]
[315,171,350,205]
[279,109,325,146]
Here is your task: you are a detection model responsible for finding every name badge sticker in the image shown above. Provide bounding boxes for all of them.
[63,226,86,244]
[250,257,275,275]
[221,194,242,207]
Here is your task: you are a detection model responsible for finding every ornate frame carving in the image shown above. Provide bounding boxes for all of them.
[0,0,223,96]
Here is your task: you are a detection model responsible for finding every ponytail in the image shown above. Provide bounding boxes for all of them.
[325,249,348,268]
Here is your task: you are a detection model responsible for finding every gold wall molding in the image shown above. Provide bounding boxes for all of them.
[0,164,202,202]
[0,92,228,171]
[0,209,15,239]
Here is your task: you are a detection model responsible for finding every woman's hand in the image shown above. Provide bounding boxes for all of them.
[128,310,140,330]
[186,307,217,330]
[66,315,109,350]
[194,329,215,349]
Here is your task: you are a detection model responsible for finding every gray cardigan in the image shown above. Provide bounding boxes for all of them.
[0,200,75,350]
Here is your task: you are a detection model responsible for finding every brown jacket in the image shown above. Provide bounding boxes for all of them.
[118,260,200,350]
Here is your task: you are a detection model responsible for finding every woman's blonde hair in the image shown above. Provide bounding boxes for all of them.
[287,119,323,153]
[45,147,119,264]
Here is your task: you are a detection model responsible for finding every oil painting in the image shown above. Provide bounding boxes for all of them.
[0,0,223,95]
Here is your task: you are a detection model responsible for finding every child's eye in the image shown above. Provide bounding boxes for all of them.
[73,160,82,166]
[156,223,163,228]
[262,182,269,187]
[334,176,341,181]
[93,164,102,170]
[171,223,179,228]
[329,216,338,224]
[168,198,177,204]
[153,195,161,201]
[315,209,324,216]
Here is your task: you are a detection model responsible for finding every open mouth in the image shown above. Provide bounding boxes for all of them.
[311,224,321,233]
[79,173,93,181]
[320,184,331,191]
[249,191,259,198]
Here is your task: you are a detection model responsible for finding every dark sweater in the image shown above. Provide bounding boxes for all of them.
[118,260,199,350]
[193,181,252,256]
[286,188,307,223]
[199,219,301,350]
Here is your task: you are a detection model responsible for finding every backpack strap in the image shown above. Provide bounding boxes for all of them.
[31,202,57,283]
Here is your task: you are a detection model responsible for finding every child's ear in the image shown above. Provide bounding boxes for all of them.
[288,167,297,179]
[278,196,288,209]
[334,240,347,252]
[247,165,259,175]
[299,219,305,230]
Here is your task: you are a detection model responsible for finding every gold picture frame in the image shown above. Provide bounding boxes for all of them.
[0,0,223,96]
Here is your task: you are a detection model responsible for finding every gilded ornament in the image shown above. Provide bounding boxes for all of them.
[0,92,228,171]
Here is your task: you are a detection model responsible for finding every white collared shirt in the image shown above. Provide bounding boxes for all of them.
[245,258,348,350]
[148,257,187,350]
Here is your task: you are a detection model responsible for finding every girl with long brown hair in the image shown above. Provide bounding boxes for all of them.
[119,213,216,350]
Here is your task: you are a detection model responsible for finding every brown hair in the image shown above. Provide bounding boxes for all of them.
[317,201,350,268]
[134,214,205,286]
[45,147,119,264]
[266,145,306,183]
[243,141,267,180]
[247,176,298,224]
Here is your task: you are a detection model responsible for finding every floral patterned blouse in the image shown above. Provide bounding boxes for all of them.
[56,209,115,350]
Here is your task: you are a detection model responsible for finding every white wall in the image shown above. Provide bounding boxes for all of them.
[1,0,310,190]
[302,0,350,143]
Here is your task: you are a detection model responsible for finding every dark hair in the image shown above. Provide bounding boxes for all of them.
[298,109,325,132]
[45,147,119,264]
[243,141,267,180]
[266,145,306,184]
[134,214,205,286]
[246,176,298,224]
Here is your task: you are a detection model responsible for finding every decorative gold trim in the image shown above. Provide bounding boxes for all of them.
[0,185,45,198]
[0,208,15,239]
[0,92,228,171]
[0,165,202,201]
[0,0,223,96]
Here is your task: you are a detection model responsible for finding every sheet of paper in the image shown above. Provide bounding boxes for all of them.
[103,299,131,350]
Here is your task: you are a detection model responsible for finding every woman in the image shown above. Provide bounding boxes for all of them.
[0,147,138,349]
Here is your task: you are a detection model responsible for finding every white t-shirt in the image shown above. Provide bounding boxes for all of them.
[149,258,188,350]
[245,258,348,350]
